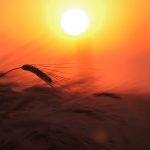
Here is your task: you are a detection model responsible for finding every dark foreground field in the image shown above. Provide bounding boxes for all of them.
[0,83,150,150]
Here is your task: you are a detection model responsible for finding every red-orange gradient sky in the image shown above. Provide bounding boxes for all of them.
[0,0,150,93]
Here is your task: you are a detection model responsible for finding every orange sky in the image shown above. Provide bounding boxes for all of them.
[0,0,150,93]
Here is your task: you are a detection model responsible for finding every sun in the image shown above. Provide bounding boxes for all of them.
[61,9,89,36]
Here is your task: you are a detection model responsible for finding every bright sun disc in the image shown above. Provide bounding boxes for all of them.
[61,9,89,36]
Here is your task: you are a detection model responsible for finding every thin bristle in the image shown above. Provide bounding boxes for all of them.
[21,64,53,84]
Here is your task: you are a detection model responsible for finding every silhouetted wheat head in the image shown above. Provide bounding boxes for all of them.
[0,64,53,85]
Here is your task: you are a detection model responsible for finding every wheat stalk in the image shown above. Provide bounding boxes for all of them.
[0,64,53,84]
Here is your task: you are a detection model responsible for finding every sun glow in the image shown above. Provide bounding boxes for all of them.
[46,1,106,43]
[61,9,89,36]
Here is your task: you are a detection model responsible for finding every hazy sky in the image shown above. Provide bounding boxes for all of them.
[0,0,150,93]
